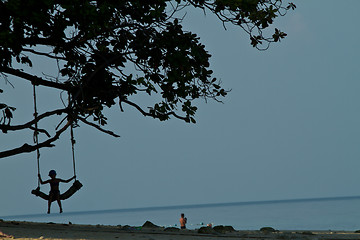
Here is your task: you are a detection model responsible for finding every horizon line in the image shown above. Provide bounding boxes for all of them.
[2,195,360,219]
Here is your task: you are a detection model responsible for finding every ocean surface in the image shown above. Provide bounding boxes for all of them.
[2,196,360,231]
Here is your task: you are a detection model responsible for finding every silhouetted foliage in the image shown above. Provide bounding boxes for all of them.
[0,0,295,158]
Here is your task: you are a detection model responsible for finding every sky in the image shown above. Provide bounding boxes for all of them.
[1,0,360,217]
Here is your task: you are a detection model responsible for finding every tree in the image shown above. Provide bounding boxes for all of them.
[0,0,295,158]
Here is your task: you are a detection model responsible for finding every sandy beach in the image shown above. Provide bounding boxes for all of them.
[1,220,360,240]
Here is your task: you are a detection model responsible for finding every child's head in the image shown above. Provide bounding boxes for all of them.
[48,170,57,178]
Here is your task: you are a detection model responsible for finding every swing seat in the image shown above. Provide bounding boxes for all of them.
[31,180,83,202]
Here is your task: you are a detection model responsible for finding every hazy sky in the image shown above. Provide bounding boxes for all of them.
[1,1,360,217]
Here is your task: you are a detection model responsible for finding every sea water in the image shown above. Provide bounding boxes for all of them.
[2,196,360,231]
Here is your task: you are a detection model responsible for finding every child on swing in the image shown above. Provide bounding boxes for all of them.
[38,170,76,214]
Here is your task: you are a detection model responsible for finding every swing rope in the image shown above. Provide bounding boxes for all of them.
[68,93,77,180]
[33,84,41,188]
[31,89,83,201]
[70,117,77,180]
[32,86,78,187]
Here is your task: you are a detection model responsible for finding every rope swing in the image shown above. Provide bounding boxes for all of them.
[33,84,41,188]
[70,122,77,181]
[31,85,82,201]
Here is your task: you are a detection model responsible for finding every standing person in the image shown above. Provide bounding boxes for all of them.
[179,213,187,229]
[38,170,76,214]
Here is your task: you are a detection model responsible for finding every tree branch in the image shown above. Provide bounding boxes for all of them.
[22,48,67,60]
[0,108,68,133]
[0,121,71,159]
[29,126,51,138]
[121,99,189,122]
[0,67,71,91]
[77,117,120,138]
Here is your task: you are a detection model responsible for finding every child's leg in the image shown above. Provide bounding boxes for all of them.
[47,197,52,214]
[57,198,63,213]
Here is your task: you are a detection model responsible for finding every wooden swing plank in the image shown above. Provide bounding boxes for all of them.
[31,180,83,202]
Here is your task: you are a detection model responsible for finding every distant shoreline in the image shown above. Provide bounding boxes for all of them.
[2,195,360,220]
[1,220,360,240]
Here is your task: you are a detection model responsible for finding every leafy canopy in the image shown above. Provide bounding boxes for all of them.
[0,0,295,158]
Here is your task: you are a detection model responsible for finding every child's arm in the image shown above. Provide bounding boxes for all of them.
[38,174,49,184]
[60,175,76,183]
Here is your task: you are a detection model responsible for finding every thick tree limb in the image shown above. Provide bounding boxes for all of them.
[77,117,120,138]
[0,121,71,159]
[0,67,71,91]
